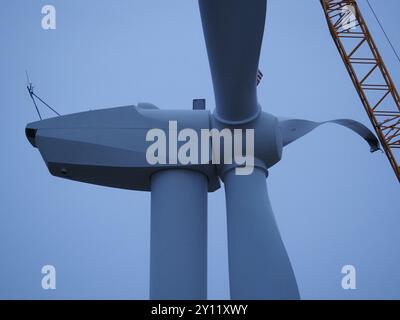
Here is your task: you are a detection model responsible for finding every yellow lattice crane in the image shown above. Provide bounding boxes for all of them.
[321,0,400,181]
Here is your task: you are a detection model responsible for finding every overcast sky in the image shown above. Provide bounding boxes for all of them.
[1,0,399,299]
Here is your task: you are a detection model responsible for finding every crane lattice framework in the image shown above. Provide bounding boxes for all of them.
[321,0,400,181]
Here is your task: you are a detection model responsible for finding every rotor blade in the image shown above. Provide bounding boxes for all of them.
[199,0,267,123]
[279,118,380,152]
[223,167,300,299]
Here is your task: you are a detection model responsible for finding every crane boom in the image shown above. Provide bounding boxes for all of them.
[320,0,400,182]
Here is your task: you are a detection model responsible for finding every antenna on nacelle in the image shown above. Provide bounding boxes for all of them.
[25,70,61,120]
[26,70,42,120]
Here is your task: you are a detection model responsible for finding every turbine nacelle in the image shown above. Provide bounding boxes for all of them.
[25,104,221,192]
[25,103,284,191]
[26,103,379,192]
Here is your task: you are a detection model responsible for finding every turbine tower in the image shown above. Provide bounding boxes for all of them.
[25,0,379,300]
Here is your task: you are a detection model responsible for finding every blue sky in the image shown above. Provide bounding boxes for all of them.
[0,0,399,299]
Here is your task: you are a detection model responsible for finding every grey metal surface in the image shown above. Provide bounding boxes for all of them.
[223,167,300,300]
[199,0,267,124]
[25,105,220,192]
[150,169,208,300]
[279,118,380,152]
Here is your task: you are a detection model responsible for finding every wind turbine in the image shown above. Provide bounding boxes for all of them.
[25,0,379,300]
